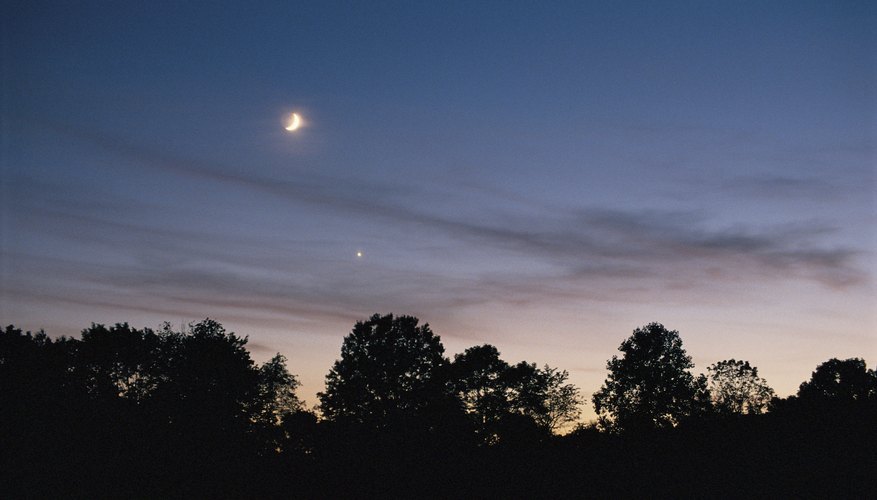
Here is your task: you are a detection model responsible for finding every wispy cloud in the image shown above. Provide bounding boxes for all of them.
[2,121,869,334]
[721,174,847,200]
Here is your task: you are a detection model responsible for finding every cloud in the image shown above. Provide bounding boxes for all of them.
[2,121,869,335]
[721,175,847,200]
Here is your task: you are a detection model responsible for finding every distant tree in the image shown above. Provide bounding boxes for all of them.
[691,373,713,417]
[255,353,303,425]
[0,324,75,408]
[1,320,313,497]
[137,318,306,457]
[797,358,876,403]
[278,408,320,455]
[537,365,583,432]
[248,353,305,454]
[1,325,48,391]
[155,319,261,423]
[451,345,582,442]
[318,314,449,428]
[76,323,162,401]
[706,359,775,415]
[592,322,699,432]
[451,344,510,444]
[0,327,83,496]
[504,362,582,433]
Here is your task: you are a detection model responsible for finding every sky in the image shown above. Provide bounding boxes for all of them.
[3,1,875,421]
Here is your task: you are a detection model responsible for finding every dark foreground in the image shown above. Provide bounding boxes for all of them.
[3,320,874,497]
[4,404,875,498]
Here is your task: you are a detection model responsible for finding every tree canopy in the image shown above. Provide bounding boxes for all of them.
[706,359,775,415]
[451,345,582,443]
[797,357,876,403]
[592,322,699,432]
[2,317,875,497]
[451,344,511,443]
[1,320,303,441]
[318,313,449,428]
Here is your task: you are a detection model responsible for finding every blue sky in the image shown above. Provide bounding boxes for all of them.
[3,1,875,418]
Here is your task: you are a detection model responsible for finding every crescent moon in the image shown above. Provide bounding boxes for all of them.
[285,113,301,131]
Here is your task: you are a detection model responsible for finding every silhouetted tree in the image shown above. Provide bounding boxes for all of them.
[592,322,699,432]
[248,353,307,457]
[451,345,582,443]
[1,325,56,396]
[691,373,712,417]
[152,319,261,430]
[256,353,303,425]
[0,324,76,415]
[318,314,449,429]
[537,365,583,432]
[4,318,877,497]
[504,361,582,433]
[278,408,320,455]
[75,323,162,401]
[706,359,775,415]
[0,326,80,496]
[451,344,510,444]
[797,357,876,403]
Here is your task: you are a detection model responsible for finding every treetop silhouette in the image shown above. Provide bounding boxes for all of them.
[592,322,700,432]
[451,344,582,443]
[318,313,449,428]
[2,316,875,497]
[797,357,876,403]
[706,359,775,415]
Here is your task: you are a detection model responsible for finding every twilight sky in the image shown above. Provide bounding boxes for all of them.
[3,1,875,420]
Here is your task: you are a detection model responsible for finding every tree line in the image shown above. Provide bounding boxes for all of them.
[2,314,875,497]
